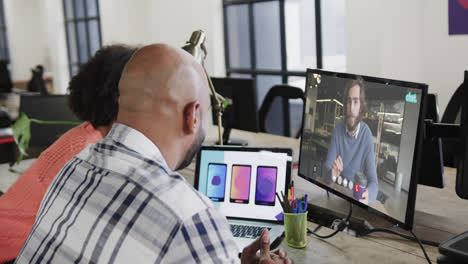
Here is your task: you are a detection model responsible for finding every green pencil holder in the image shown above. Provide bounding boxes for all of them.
[283,211,308,248]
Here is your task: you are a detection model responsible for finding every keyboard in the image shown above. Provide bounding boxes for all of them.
[230,224,271,239]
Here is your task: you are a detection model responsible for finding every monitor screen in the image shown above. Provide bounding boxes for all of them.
[19,94,80,148]
[195,146,291,222]
[298,69,427,229]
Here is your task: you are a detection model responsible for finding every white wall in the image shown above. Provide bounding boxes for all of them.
[345,0,468,113]
[39,0,70,94]
[4,0,45,81]
[99,0,226,76]
[4,1,467,104]
[99,0,153,46]
[150,0,226,76]
[4,0,69,94]
[422,1,468,114]
[4,0,225,94]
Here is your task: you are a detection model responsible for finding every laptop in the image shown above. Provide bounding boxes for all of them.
[195,146,292,252]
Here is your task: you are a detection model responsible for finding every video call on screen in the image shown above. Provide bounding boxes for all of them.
[299,72,422,223]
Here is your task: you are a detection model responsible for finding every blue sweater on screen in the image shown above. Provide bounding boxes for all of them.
[325,120,378,202]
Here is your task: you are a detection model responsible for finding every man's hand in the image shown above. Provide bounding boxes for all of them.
[241,229,293,264]
[359,189,368,205]
[331,155,343,181]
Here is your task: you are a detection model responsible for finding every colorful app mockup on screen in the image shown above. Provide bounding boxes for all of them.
[230,165,251,203]
[206,163,227,202]
[255,166,277,206]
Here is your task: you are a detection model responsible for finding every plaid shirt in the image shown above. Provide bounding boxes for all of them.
[16,123,239,263]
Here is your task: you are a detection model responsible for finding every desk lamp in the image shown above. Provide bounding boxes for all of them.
[182,30,226,145]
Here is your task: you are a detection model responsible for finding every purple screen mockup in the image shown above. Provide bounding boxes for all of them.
[255,167,277,206]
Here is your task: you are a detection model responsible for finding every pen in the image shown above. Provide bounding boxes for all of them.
[281,191,291,213]
[291,180,295,200]
[276,192,286,212]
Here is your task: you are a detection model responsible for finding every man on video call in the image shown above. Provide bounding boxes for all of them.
[324,77,378,204]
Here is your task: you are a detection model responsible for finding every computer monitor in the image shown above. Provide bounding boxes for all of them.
[419,94,444,188]
[210,77,259,145]
[19,94,80,151]
[298,69,427,230]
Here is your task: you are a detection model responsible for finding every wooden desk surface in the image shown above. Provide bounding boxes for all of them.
[2,125,468,263]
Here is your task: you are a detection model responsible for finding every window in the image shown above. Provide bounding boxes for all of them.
[63,0,102,77]
[223,0,345,108]
[0,0,10,63]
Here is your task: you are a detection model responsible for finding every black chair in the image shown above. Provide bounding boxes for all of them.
[19,94,80,157]
[258,85,305,138]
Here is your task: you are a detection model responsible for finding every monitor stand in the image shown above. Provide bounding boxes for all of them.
[306,202,373,237]
[216,126,248,146]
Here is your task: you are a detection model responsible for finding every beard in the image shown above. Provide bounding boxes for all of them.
[346,114,362,133]
[175,128,206,171]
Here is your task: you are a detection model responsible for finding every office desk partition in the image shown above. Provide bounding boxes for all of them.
[2,125,468,263]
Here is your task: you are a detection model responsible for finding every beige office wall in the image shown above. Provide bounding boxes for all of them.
[345,0,468,114]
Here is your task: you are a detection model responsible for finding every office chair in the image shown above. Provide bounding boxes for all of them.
[258,84,305,138]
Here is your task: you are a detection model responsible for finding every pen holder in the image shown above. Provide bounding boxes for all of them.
[283,211,308,248]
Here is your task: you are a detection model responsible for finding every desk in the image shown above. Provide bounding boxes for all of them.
[190,126,468,263]
[2,126,468,263]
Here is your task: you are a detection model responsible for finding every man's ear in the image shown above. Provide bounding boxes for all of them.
[183,101,200,135]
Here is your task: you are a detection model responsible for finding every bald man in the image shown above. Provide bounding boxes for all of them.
[16,44,291,264]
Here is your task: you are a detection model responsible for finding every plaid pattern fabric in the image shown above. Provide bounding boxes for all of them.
[16,123,239,263]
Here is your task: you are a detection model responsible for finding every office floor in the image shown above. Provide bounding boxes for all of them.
[0,158,34,193]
